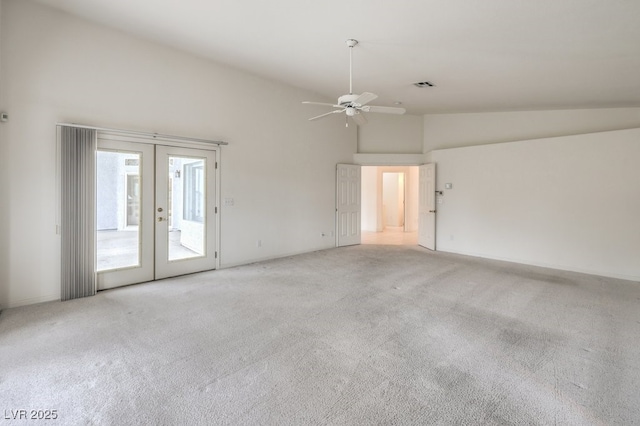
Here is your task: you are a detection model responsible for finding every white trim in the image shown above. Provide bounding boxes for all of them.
[214,150,221,270]
[436,247,640,282]
[4,294,60,309]
[57,123,228,146]
[353,153,427,166]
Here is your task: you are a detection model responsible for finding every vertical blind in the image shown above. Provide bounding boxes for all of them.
[60,126,97,301]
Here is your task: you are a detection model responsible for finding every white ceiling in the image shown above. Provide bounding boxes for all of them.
[34,0,640,114]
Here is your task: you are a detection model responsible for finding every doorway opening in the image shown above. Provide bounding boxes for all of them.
[361,166,419,245]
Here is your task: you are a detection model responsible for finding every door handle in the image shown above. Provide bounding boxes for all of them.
[429,210,436,213]
[158,217,165,222]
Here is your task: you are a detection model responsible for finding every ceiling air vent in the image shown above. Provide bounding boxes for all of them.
[414,81,435,88]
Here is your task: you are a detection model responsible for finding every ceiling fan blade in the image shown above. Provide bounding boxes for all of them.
[351,112,368,126]
[302,101,341,108]
[308,109,344,121]
[352,92,378,106]
[361,105,406,115]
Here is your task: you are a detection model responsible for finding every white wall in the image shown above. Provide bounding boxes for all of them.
[0,0,355,308]
[424,108,640,152]
[358,113,423,153]
[431,128,640,280]
[361,167,377,232]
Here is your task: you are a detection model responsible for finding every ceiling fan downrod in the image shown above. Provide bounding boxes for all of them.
[346,39,358,95]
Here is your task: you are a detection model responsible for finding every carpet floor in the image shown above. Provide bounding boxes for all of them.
[1,245,639,425]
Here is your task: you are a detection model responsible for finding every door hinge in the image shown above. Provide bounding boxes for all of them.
[215,162,218,169]
[215,251,218,259]
[215,207,218,214]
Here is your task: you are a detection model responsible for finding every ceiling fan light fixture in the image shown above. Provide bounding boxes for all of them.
[302,39,406,125]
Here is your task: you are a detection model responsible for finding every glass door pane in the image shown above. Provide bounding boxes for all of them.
[96,139,154,290]
[96,150,142,271]
[167,156,206,261]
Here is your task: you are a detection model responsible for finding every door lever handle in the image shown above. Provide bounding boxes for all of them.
[429,210,436,213]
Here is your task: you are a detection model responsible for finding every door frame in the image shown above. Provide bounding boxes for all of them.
[96,133,221,289]
[342,160,435,249]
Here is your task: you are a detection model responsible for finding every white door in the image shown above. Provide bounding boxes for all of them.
[96,141,218,289]
[96,139,155,290]
[418,163,436,250]
[155,145,217,279]
[336,164,361,247]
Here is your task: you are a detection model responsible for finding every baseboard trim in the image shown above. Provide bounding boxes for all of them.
[5,294,61,309]
[220,246,335,270]
[436,246,640,282]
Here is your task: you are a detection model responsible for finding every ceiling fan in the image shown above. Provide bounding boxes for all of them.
[303,39,406,126]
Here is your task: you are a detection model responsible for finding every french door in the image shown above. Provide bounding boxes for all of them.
[154,145,217,279]
[96,139,218,290]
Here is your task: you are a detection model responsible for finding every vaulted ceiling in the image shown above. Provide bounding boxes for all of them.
[33,0,640,114]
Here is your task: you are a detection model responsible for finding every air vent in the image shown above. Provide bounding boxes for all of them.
[414,81,435,88]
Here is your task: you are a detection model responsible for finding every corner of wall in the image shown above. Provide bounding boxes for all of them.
[423,108,640,151]
[422,114,430,154]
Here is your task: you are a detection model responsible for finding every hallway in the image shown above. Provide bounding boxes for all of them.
[361,226,418,245]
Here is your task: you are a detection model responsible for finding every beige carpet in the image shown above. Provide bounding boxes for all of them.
[1,245,639,425]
